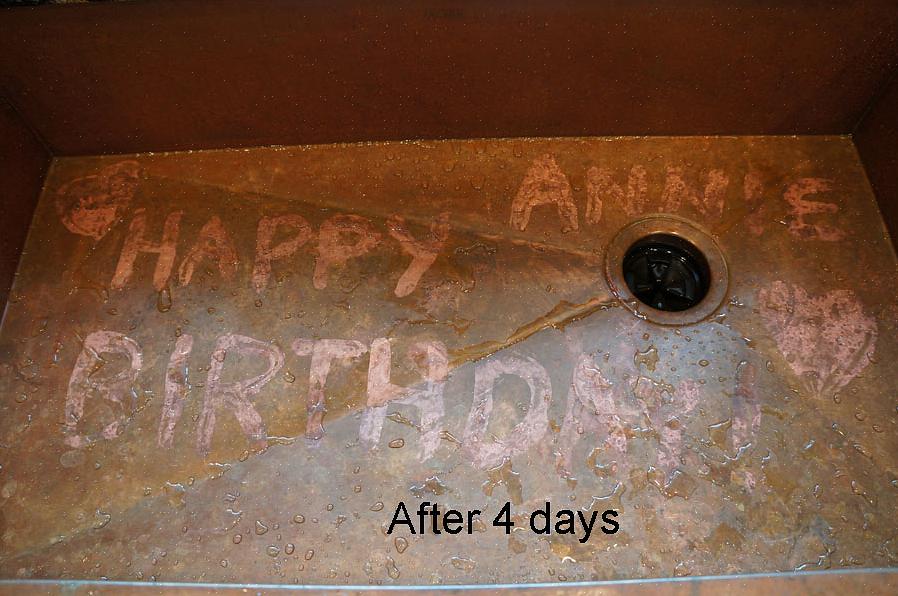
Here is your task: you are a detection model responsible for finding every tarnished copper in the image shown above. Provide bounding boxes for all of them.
[0,136,895,587]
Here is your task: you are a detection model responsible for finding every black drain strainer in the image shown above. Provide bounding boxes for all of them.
[622,233,711,312]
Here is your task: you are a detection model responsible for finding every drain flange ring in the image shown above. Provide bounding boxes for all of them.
[605,214,728,326]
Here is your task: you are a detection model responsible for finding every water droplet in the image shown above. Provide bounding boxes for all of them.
[386,556,401,579]
[255,520,269,535]
[698,359,710,367]
[386,411,418,430]
[220,559,228,568]
[266,545,280,557]
[674,561,692,577]
[93,509,111,530]
[707,419,732,449]
[648,467,696,499]
[389,438,405,448]
[232,533,242,544]
[634,345,659,371]
[409,475,449,497]
[450,556,476,571]
[59,449,85,468]
[394,536,409,554]
[292,514,305,524]
[163,482,187,509]
[482,458,523,505]
[304,549,315,560]
[156,287,172,313]
[285,543,295,555]
[371,502,384,512]
[439,430,461,444]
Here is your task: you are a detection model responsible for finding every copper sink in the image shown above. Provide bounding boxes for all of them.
[1,1,897,593]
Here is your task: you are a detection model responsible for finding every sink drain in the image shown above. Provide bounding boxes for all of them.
[605,215,728,325]
[622,233,710,312]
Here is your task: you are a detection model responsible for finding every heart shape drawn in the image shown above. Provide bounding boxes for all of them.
[759,281,877,399]
[55,161,140,240]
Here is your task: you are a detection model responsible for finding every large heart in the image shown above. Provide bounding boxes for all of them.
[759,281,877,399]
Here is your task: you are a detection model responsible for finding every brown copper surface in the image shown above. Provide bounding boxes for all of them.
[0,97,51,308]
[855,71,898,251]
[2,1,898,155]
[0,136,896,585]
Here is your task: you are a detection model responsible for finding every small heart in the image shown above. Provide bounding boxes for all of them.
[55,161,140,240]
